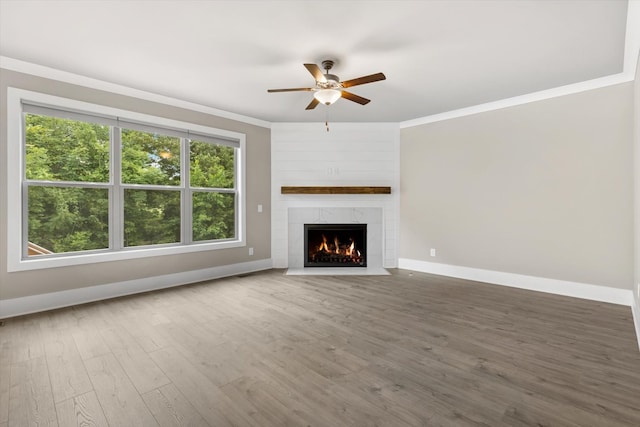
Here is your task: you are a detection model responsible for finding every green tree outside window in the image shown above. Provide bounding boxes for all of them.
[24,113,237,256]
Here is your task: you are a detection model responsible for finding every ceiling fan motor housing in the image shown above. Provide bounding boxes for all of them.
[321,74,341,88]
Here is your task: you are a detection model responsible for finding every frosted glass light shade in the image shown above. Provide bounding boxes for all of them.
[314,89,341,105]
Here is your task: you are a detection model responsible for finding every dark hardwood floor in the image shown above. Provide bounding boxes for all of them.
[1,268,639,426]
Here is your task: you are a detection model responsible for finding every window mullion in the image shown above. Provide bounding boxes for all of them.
[112,126,123,251]
[25,180,110,188]
[183,137,191,244]
[189,187,235,193]
[234,146,240,240]
[22,182,29,260]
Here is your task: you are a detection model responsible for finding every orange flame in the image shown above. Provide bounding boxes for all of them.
[311,233,362,263]
[318,234,329,252]
[347,240,355,256]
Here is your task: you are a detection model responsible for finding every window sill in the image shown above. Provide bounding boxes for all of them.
[7,239,245,272]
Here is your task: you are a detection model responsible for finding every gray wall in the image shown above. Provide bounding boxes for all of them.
[0,69,271,300]
[400,83,634,290]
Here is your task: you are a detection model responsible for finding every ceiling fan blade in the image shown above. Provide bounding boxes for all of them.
[304,63,326,83]
[267,87,314,93]
[305,98,320,110]
[341,91,370,105]
[341,72,386,88]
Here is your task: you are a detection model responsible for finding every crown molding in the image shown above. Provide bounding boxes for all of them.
[3,0,638,130]
[400,0,640,129]
[0,56,271,129]
[399,73,633,129]
[624,0,640,77]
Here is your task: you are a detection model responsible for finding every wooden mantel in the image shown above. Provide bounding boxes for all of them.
[281,186,391,195]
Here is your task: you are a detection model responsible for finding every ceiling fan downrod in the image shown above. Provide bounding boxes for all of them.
[321,60,340,86]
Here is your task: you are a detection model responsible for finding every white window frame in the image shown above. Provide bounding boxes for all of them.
[7,88,246,272]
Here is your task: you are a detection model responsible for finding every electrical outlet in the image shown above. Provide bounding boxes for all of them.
[249,247,254,256]
[430,248,436,257]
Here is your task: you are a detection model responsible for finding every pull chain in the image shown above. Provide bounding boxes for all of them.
[325,107,330,132]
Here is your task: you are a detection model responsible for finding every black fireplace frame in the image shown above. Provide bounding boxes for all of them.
[304,223,367,268]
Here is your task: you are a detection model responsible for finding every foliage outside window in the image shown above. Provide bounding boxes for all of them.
[22,103,241,261]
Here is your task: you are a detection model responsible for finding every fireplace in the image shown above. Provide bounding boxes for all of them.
[304,224,367,267]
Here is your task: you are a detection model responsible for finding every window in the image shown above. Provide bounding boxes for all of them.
[8,88,245,271]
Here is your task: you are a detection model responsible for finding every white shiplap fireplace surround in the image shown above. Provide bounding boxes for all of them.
[271,123,399,272]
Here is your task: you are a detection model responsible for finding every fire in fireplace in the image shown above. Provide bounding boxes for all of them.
[304,224,366,267]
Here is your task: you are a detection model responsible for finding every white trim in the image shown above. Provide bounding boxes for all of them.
[625,0,640,78]
[632,298,640,351]
[400,1,640,129]
[0,259,272,319]
[2,1,638,132]
[398,258,634,307]
[7,87,247,272]
[0,56,270,129]
[399,74,632,128]
[9,87,247,141]
[286,267,389,276]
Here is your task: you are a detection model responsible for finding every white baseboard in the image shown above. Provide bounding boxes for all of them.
[398,258,634,306]
[400,258,640,350]
[0,258,272,319]
[632,298,640,351]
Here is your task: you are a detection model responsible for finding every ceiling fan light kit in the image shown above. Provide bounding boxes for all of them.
[314,88,341,105]
[268,59,386,110]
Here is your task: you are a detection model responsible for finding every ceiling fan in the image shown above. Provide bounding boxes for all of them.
[267,60,386,110]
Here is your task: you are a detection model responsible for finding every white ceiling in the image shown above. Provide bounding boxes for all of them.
[0,0,632,124]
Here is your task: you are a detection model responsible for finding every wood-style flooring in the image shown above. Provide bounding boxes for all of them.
[1,268,639,426]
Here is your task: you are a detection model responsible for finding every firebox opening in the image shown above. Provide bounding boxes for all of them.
[304,224,367,267]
